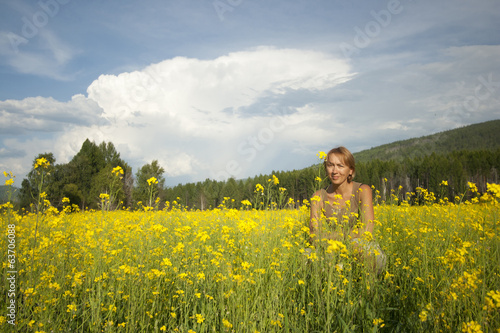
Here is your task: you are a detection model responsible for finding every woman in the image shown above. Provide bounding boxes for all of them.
[310,146,385,273]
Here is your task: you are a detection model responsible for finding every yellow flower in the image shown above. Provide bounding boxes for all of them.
[487,183,500,198]
[241,261,252,270]
[484,290,500,311]
[467,182,478,193]
[161,258,172,267]
[34,157,50,169]
[373,318,384,327]
[461,321,483,333]
[419,310,428,322]
[317,151,327,160]
[112,166,124,176]
[222,319,233,329]
[311,195,321,203]
[241,199,252,206]
[195,313,205,323]
[48,282,61,290]
[3,171,15,186]
[361,231,373,242]
[147,177,158,186]
[325,240,346,254]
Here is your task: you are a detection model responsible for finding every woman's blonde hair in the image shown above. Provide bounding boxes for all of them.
[324,146,356,181]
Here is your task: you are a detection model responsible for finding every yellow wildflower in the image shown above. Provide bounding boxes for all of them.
[373,318,385,327]
[112,166,124,176]
[467,182,478,193]
[147,177,158,186]
[317,151,327,160]
[34,157,50,169]
[462,321,482,333]
[194,313,205,323]
[419,310,428,322]
[222,319,233,329]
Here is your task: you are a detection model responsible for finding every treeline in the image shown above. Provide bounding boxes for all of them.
[166,149,500,209]
[8,138,500,211]
[355,149,500,201]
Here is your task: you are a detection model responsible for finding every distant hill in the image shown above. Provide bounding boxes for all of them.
[353,119,500,163]
[0,185,18,203]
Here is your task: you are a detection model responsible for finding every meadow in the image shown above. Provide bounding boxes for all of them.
[1,169,500,332]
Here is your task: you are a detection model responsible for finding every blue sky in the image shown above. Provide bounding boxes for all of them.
[1,0,499,186]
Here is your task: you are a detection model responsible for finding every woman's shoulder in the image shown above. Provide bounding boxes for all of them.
[353,181,371,191]
[356,183,373,201]
[352,182,372,201]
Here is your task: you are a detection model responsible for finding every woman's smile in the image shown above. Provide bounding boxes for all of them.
[325,154,352,185]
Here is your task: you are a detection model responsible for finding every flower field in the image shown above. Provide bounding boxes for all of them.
[1,178,500,332]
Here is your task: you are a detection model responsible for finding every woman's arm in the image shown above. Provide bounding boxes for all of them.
[354,184,375,237]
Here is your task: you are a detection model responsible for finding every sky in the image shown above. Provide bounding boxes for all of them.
[1,0,499,186]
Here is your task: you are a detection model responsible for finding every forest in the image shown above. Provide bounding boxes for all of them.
[2,120,500,211]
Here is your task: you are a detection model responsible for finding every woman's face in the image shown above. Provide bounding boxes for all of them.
[325,153,353,186]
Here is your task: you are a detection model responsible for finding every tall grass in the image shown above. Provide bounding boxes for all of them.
[1,182,499,332]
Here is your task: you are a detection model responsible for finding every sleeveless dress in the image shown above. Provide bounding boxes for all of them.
[318,181,363,237]
[317,181,387,272]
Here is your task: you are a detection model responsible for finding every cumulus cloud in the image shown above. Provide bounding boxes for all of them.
[84,47,354,180]
[87,47,352,122]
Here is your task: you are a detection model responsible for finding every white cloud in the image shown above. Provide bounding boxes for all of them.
[0,94,104,135]
[87,47,352,123]
[83,47,354,180]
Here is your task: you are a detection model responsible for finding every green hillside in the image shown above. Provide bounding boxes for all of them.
[0,185,18,203]
[353,119,500,163]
